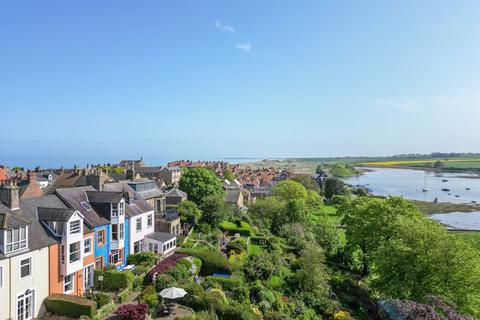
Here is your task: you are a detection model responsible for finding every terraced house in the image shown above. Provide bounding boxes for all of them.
[0,180,57,320]
[56,186,130,270]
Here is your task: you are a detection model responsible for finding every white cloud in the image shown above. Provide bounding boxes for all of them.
[236,42,252,52]
[215,20,235,34]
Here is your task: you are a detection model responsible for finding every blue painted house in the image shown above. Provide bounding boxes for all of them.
[57,186,131,270]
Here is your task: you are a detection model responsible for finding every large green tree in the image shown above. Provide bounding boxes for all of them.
[177,200,202,230]
[179,167,224,205]
[372,216,480,318]
[291,175,320,192]
[324,178,345,199]
[273,180,308,201]
[340,196,421,276]
[199,195,229,228]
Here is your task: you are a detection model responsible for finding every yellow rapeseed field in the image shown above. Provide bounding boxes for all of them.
[364,159,480,166]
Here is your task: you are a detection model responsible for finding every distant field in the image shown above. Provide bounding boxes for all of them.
[363,158,480,169]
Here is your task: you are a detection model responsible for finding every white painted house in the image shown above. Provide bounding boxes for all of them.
[104,183,155,254]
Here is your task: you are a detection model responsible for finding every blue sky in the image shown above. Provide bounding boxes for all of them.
[1,1,479,167]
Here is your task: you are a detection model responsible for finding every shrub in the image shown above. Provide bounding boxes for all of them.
[94,269,134,291]
[132,265,149,276]
[178,258,193,270]
[216,301,259,320]
[118,289,129,303]
[227,238,247,254]
[177,248,230,275]
[192,257,202,273]
[166,263,189,281]
[93,292,111,308]
[115,303,149,320]
[127,252,158,267]
[155,274,176,292]
[44,294,97,318]
[148,253,188,281]
[204,276,241,292]
[139,285,159,309]
[219,220,253,236]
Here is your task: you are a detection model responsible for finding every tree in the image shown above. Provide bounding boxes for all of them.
[248,197,286,232]
[284,199,307,225]
[290,243,331,314]
[223,167,235,182]
[340,197,421,276]
[291,175,320,192]
[273,180,307,201]
[372,216,480,318]
[324,178,345,199]
[243,253,278,281]
[305,190,323,209]
[179,168,224,205]
[199,195,228,228]
[177,200,202,230]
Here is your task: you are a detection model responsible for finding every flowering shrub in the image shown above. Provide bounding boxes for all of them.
[115,303,149,320]
[147,253,187,281]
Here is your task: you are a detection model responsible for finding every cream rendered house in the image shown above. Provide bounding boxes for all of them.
[0,181,61,320]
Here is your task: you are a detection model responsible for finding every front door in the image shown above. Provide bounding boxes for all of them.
[95,257,103,270]
[84,264,94,289]
[17,289,34,320]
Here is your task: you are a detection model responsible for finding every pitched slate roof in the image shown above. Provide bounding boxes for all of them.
[86,191,124,203]
[56,186,110,228]
[104,182,153,217]
[37,207,76,222]
[225,190,241,203]
[136,166,161,174]
[145,232,176,242]
[165,187,187,198]
[0,194,68,260]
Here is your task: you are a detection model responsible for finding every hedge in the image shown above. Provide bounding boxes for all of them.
[127,251,158,267]
[44,294,97,318]
[177,248,230,275]
[94,269,134,291]
[219,220,254,236]
[118,289,129,303]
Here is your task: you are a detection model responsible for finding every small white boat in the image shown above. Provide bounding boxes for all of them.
[422,176,430,192]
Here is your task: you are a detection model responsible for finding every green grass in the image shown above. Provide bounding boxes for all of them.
[451,231,480,249]
[411,200,477,215]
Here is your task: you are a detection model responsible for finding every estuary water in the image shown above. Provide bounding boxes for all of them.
[342,167,480,204]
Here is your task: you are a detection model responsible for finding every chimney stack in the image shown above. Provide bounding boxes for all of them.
[0,179,20,210]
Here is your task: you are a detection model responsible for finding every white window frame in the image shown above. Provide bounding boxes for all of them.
[5,226,28,253]
[111,224,118,241]
[147,214,153,228]
[16,288,34,320]
[119,223,124,240]
[19,257,32,279]
[111,203,119,217]
[97,229,105,245]
[119,201,125,215]
[69,241,81,263]
[84,263,94,290]
[83,237,93,256]
[64,274,74,294]
[136,218,142,232]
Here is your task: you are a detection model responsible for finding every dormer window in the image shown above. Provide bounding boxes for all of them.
[119,201,125,215]
[69,220,81,234]
[112,203,118,217]
[5,226,27,253]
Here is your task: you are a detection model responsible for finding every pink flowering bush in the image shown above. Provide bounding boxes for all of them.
[147,253,187,281]
[115,303,149,320]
